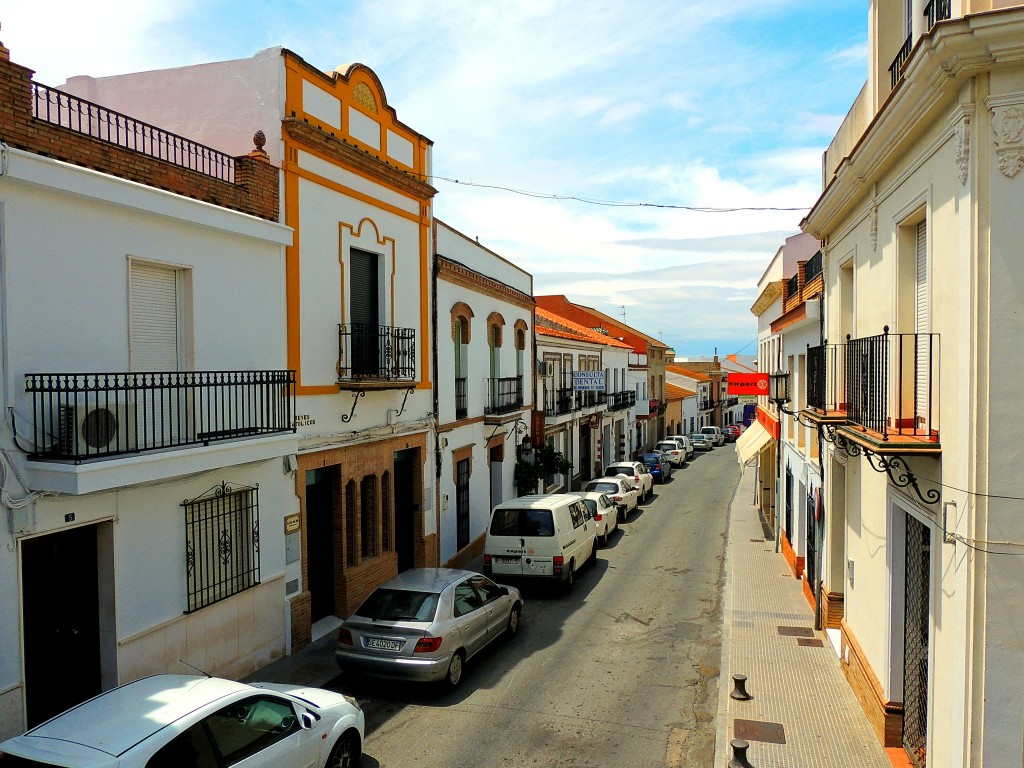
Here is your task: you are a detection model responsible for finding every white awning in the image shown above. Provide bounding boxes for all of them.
[736,421,773,466]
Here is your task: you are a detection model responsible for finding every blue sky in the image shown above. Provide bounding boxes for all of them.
[0,0,867,357]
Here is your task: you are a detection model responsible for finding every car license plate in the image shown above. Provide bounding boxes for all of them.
[365,637,402,651]
[495,556,520,564]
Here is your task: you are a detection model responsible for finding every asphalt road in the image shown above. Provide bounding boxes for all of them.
[336,445,738,768]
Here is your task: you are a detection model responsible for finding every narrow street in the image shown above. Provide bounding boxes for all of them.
[331,447,739,768]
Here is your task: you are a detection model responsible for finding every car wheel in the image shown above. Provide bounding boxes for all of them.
[326,729,361,768]
[617,506,625,524]
[563,561,576,593]
[588,541,598,566]
[444,650,465,690]
[507,605,521,638]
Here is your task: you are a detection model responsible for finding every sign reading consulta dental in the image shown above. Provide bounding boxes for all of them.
[573,371,606,391]
[727,373,769,396]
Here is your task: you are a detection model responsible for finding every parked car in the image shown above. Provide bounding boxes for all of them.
[700,426,725,446]
[640,452,672,483]
[604,461,654,501]
[723,425,742,442]
[654,440,686,466]
[689,432,714,451]
[583,476,640,521]
[485,494,597,592]
[337,568,524,688]
[574,491,619,545]
[0,674,365,768]
[666,434,695,459]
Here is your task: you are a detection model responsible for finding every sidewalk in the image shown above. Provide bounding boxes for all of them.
[714,466,892,768]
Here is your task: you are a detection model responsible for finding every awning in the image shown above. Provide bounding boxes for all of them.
[736,421,773,466]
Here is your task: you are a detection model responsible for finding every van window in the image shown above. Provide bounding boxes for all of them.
[568,503,585,528]
[489,508,555,537]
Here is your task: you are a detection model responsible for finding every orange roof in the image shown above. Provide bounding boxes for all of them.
[536,295,667,354]
[536,307,633,349]
[667,383,696,399]
[667,364,710,381]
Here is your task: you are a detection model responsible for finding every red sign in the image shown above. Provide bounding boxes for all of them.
[727,373,769,396]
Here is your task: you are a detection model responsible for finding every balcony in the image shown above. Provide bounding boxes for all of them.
[24,370,295,462]
[924,0,951,30]
[806,330,939,454]
[604,391,636,412]
[455,377,468,420]
[485,376,524,416]
[338,323,416,387]
[889,34,912,89]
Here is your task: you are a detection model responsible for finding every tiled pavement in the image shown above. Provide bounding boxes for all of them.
[714,466,891,768]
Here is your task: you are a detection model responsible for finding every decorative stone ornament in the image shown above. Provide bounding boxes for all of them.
[954,114,970,186]
[869,204,878,252]
[988,94,1024,178]
[253,130,267,150]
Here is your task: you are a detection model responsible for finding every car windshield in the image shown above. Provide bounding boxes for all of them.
[356,588,439,622]
[489,507,555,537]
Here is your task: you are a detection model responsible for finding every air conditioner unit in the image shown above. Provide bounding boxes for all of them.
[58,402,138,457]
[537,361,554,377]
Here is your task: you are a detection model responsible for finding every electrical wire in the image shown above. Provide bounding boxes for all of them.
[423,174,810,212]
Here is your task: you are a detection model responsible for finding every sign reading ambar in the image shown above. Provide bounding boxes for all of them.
[727,373,769,395]
[572,371,606,391]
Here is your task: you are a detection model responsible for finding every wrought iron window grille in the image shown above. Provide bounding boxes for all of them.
[183,482,260,613]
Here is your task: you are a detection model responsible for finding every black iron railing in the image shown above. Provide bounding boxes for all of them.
[924,0,951,29]
[31,82,236,182]
[807,342,846,412]
[556,388,574,415]
[723,396,739,408]
[844,328,938,439]
[338,323,416,381]
[889,34,913,89]
[805,250,823,282]
[701,398,713,411]
[604,390,636,411]
[25,370,295,461]
[578,390,601,408]
[786,272,800,299]
[455,377,468,420]
[485,376,523,415]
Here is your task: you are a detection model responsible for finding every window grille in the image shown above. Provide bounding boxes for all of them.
[345,480,357,565]
[382,471,392,551]
[456,458,471,550]
[184,482,259,613]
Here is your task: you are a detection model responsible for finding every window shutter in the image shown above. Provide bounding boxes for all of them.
[130,262,179,371]
[349,249,379,327]
[915,220,928,423]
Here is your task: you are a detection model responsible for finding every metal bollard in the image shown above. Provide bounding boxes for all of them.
[730,673,752,700]
[729,738,754,768]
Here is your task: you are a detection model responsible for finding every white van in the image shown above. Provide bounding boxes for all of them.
[700,426,725,446]
[484,494,597,592]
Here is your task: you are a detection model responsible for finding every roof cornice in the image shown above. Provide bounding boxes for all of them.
[750,280,784,317]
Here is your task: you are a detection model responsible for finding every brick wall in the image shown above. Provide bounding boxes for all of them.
[0,44,279,221]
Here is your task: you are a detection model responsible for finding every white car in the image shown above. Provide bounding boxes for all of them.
[0,674,365,768]
[654,440,686,466]
[700,426,726,446]
[666,434,695,459]
[603,461,654,501]
[575,491,619,545]
[583,477,640,522]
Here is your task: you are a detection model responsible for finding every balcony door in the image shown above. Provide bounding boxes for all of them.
[349,249,380,377]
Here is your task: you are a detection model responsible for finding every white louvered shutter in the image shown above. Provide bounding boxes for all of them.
[130,262,179,371]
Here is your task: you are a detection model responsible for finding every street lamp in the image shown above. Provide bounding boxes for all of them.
[769,369,791,410]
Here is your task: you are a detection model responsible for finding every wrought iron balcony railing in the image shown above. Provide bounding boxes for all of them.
[807,342,846,412]
[31,82,236,182]
[338,323,416,382]
[924,0,951,29]
[604,390,636,412]
[786,273,800,299]
[485,376,523,416]
[555,388,575,415]
[844,328,939,440]
[804,250,822,282]
[455,377,468,420]
[889,34,913,89]
[577,391,601,409]
[25,370,295,462]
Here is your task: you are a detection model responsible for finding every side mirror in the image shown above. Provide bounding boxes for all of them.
[498,586,509,597]
[299,711,318,730]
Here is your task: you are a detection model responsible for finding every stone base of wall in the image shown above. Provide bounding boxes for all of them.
[289,590,313,653]
[118,577,286,685]
[840,619,903,748]
[820,587,844,629]
[444,532,485,568]
[781,531,804,579]
[802,574,817,611]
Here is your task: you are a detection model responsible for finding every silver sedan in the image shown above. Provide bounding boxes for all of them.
[336,568,523,689]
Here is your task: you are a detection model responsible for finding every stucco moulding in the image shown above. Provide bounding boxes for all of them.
[987,93,1024,179]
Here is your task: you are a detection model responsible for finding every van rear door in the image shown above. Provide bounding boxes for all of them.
[487,507,556,576]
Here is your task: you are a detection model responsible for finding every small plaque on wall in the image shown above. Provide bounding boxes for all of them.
[283,514,300,534]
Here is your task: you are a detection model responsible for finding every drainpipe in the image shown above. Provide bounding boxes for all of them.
[430,229,442,566]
